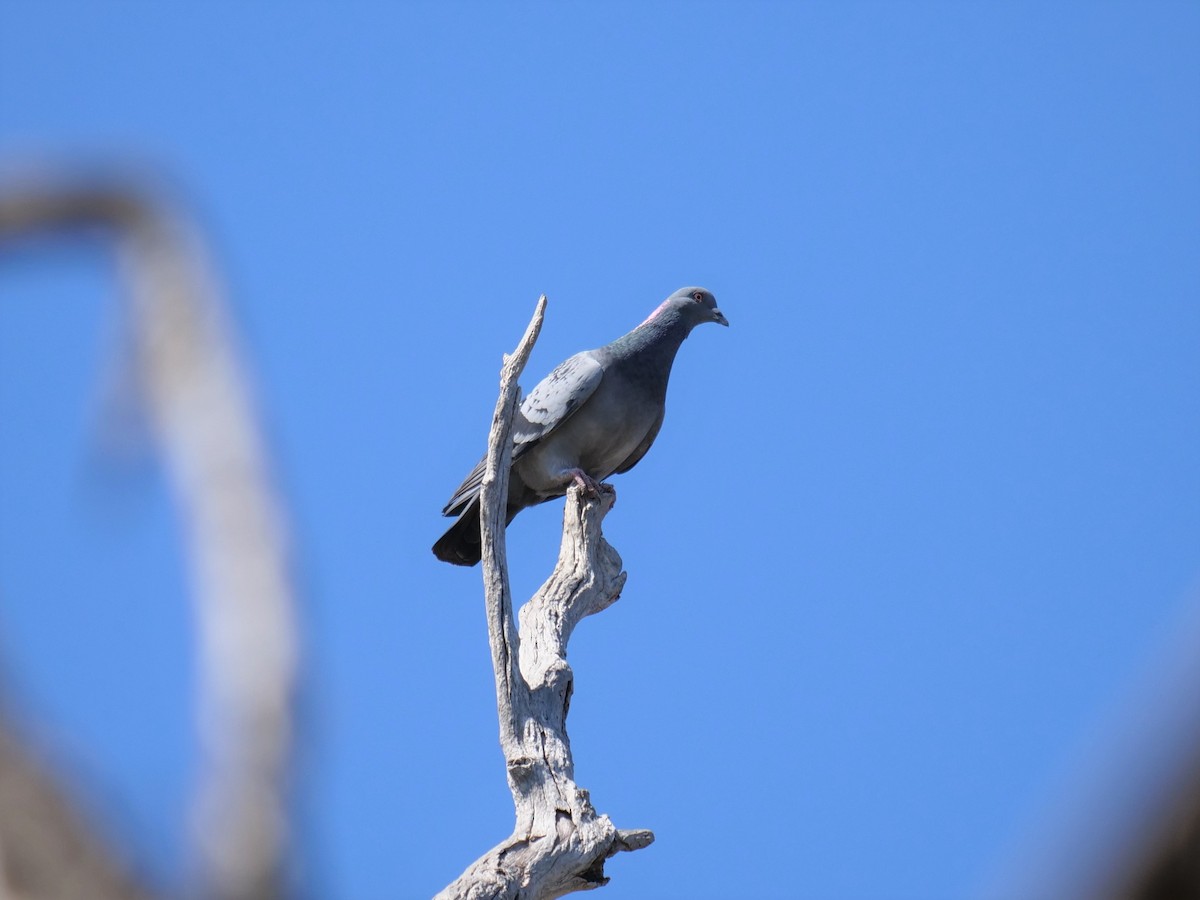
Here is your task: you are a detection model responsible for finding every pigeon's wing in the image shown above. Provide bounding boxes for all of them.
[511,351,605,450]
[440,351,604,517]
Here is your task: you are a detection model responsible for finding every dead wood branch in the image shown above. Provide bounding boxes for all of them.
[437,297,653,900]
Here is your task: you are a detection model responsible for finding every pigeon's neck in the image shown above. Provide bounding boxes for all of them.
[610,306,692,381]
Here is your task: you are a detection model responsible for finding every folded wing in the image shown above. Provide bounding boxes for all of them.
[440,351,605,517]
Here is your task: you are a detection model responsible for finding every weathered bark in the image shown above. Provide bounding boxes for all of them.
[438,298,653,900]
[0,180,298,900]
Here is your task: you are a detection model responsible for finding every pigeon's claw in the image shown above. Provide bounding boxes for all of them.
[568,468,603,497]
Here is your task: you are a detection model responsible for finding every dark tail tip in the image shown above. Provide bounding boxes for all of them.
[432,504,482,566]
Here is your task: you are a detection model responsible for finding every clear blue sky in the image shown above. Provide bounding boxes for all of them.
[1,3,1198,898]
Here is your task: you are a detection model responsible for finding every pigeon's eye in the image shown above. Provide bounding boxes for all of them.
[692,291,704,302]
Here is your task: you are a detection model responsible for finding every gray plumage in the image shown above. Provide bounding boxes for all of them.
[433,286,728,566]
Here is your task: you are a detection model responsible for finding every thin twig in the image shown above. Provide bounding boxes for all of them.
[479,294,546,750]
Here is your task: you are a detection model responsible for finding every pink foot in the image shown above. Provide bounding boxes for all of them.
[564,472,619,508]
[569,468,602,496]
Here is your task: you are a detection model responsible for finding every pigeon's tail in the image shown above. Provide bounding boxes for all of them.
[432,500,483,566]
[432,498,529,566]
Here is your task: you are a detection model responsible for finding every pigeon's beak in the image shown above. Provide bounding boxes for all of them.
[712,308,729,327]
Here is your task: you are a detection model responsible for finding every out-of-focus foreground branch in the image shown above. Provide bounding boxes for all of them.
[437,298,652,900]
[0,180,298,900]
[0,723,152,899]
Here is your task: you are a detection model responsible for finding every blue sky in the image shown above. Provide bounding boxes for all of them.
[1,3,1198,898]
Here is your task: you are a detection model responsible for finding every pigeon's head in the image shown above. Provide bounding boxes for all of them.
[666,286,729,329]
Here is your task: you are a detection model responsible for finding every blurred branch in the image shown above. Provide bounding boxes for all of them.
[0,179,298,900]
[0,722,153,900]
[1124,758,1200,899]
[438,298,652,900]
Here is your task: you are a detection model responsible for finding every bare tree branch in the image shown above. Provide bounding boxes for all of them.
[0,180,298,900]
[438,298,653,900]
[479,294,546,753]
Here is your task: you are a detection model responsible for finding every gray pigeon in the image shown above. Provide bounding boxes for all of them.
[433,286,728,566]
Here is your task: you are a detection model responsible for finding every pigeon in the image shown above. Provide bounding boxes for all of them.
[433,286,728,566]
